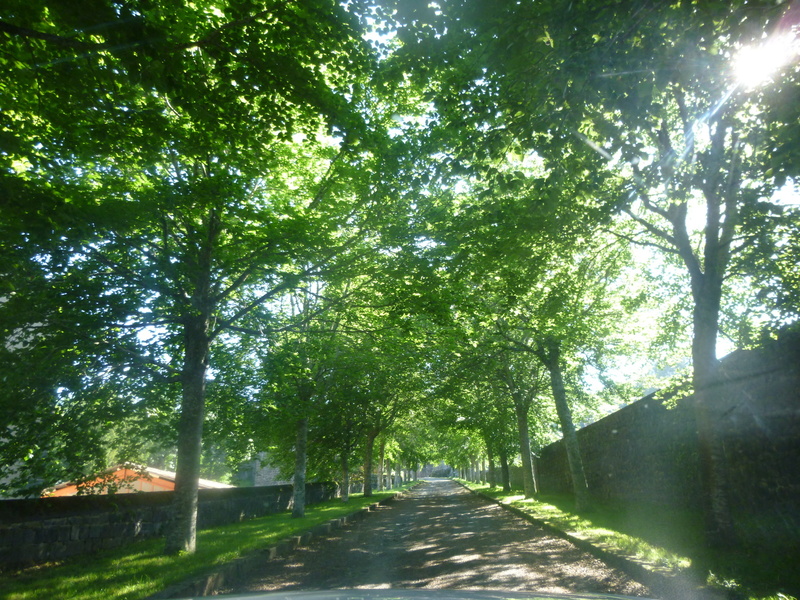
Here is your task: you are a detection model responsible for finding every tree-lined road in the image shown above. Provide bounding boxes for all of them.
[222,479,652,596]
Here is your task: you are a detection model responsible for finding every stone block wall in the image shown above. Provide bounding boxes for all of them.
[536,392,702,508]
[0,482,338,569]
[534,335,800,543]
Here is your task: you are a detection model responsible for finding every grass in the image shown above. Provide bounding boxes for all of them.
[456,479,799,600]
[0,489,409,600]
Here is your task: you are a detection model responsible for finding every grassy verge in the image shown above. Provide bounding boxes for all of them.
[456,479,798,600]
[0,488,409,600]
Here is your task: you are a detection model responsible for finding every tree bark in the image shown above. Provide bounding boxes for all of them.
[377,436,386,492]
[691,273,737,546]
[540,339,591,512]
[664,117,738,547]
[340,452,350,503]
[164,314,209,554]
[363,429,379,497]
[292,417,308,518]
[512,392,538,498]
[484,436,497,488]
[498,448,511,492]
[164,206,219,555]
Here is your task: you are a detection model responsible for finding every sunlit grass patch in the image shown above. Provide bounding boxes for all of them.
[511,495,690,571]
[0,489,406,600]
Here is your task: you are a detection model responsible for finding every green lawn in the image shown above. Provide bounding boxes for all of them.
[0,490,406,600]
[457,479,798,600]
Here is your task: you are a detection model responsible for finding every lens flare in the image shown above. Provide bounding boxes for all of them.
[733,32,800,88]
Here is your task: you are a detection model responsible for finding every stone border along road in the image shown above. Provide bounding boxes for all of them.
[210,478,653,597]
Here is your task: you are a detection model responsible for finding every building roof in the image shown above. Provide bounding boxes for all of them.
[135,466,234,489]
[47,464,233,496]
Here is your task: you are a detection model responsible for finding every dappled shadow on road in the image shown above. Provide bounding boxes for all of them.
[221,479,651,597]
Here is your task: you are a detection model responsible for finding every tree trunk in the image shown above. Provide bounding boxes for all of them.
[363,429,378,497]
[377,436,386,492]
[512,392,538,498]
[164,314,209,555]
[541,340,591,512]
[691,274,737,546]
[340,452,350,503]
[498,448,511,492]
[164,207,219,555]
[292,417,308,518]
[666,122,738,547]
[486,442,497,488]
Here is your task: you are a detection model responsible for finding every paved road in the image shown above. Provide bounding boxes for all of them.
[220,478,652,596]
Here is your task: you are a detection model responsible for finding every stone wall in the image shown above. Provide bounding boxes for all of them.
[535,335,800,543]
[0,482,337,569]
[536,391,701,508]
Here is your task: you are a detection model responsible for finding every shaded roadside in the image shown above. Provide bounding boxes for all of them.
[459,480,731,600]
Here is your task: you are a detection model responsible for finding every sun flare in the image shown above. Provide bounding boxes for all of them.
[733,32,800,88]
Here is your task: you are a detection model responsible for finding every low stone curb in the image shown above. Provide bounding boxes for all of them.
[147,493,404,599]
[457,482,731,600]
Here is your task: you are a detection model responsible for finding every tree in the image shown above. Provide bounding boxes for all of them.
[314,359,369,502]
[249,283,349,518]
[1,0,379,552]
[493,350,547,499]
[520,0,800,542]
[390,0,800,544]
[430,369,519,492]
[354,332,423,497]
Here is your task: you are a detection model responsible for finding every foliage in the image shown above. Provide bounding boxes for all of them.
[1,0,798,562]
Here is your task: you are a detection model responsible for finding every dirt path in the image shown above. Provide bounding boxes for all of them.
[219,478,653,596]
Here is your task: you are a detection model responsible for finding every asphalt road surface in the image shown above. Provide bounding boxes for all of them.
[219,478,653,596]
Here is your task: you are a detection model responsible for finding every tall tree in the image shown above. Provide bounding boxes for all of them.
[391,0,800,544]
[1,0,378,552]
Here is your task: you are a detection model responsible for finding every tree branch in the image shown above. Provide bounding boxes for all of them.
[621,207,677,246]
[631,165,671,220]
[308,145,349,211]
[718,136,742,268]
[0,20,118,50]
[602,226,679,255]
